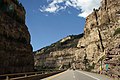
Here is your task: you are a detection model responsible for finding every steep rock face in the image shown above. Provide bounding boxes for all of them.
[77,0,120,77]
[34,0,120,77]
[0,0,34,74]
[34,34,83,70]
[104,38,120,77]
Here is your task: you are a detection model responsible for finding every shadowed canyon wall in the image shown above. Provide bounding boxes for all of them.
[0,0,34,74]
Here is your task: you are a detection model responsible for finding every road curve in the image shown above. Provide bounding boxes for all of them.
[41,70,113,80]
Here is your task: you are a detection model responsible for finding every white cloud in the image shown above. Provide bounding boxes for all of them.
[40,0,102,18]
[45,5,59,13]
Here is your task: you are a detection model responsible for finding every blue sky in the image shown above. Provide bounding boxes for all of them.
[19,0,101,51]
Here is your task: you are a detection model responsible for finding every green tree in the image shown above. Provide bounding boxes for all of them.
[114,28,120,36]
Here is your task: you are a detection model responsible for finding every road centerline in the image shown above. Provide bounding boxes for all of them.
[41,70,67,80]
[73,72,76,79]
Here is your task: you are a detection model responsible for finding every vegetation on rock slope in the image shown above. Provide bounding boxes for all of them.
[114,28,120,36]
[34,33,84,55]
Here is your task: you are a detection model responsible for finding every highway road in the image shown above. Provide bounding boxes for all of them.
[41,70,113,80]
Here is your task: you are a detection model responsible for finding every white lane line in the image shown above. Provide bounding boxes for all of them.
[73,76,75,78]
[73,71,77,80]
[77,71,100,80]
[41,70,68,80]
[73,71,75,78]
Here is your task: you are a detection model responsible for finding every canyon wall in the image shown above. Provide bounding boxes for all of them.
[34,0,120,78]
[77,0,120,77]
[34,34,83,70]
[0,0,34,74]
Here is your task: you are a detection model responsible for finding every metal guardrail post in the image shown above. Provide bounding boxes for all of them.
[6,76,9,80]
[25,74,27,77]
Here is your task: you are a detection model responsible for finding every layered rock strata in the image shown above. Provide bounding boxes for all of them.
[35,0,120,78]
[77,0,120,77]
[0,0,34,74]
[34,34,83,70]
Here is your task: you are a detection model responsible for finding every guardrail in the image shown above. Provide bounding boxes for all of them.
[0,70,66,80]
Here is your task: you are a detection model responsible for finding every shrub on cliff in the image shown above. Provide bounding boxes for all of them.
[114,28,120,36]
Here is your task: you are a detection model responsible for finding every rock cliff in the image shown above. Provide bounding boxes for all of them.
[77,0,120,77]
[34,34,83,70]
[0,0,34,74]
[34,0,120,78]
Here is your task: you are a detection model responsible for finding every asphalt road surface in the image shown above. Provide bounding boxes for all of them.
[41,70,113,80]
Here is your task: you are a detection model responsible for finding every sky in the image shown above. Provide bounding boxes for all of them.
[19,0,101,51]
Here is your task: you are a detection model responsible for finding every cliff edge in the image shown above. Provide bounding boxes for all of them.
[34,0,120,78]
[77,0,120,77]
[0,0,34,74]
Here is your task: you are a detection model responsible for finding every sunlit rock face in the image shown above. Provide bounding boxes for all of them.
[77,0,120,77]
[34,34,84,70]
[0,0,34,74]
[35,0,120,78]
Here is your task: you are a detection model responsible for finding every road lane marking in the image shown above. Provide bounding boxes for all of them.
[73,75,75,78]
[41,70,68,80]
[73,71,77,80]
[77,71,100,80]
[73,73,75,79]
